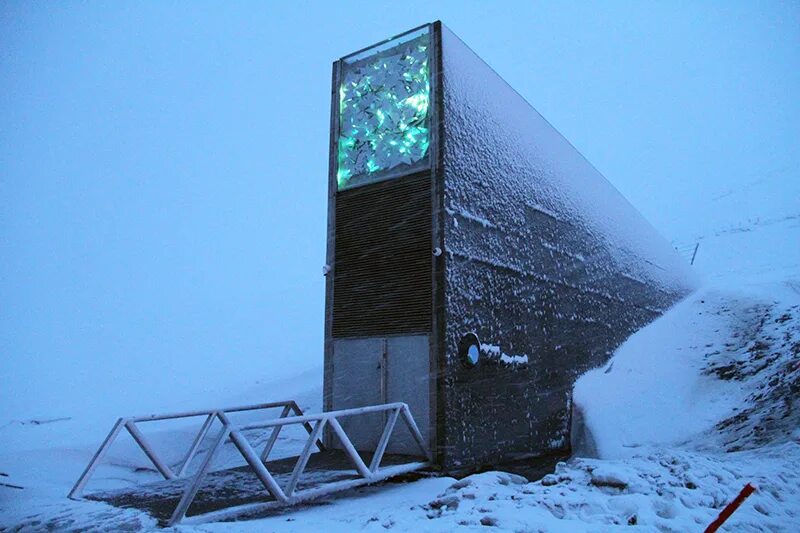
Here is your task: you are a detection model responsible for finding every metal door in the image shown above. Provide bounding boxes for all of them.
[331,335,430,456]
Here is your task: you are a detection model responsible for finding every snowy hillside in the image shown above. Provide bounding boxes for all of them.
[668,172,800,286]
[1,174,798,530]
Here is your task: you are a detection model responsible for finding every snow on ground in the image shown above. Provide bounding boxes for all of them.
[0,369,324,531]
[1,178,798,531]
[574,284,800,458]
[567,285,800,531]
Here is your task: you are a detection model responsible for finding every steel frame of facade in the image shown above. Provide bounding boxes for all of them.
[323,20,445,461]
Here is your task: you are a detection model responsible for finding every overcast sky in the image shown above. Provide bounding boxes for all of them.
[1,2,798,418]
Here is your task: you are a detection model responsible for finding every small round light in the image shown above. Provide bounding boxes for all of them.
[459,332,481,368]
[466,344,479,366]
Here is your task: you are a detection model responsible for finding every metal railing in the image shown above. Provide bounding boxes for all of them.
[68,400,430,526]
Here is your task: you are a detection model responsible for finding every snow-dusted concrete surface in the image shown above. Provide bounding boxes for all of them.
[2,177,798,531]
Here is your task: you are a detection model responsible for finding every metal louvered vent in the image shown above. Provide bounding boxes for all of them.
[332,172,432,338]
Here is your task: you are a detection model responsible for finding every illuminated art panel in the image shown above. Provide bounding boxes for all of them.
[337,27,431,190]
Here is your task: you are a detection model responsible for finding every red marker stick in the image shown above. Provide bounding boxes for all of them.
[704,483,757,533]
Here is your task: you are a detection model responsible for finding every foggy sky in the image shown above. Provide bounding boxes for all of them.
[1,1,798,419]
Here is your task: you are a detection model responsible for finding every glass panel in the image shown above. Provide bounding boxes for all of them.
[466,344,480,366]
[337,27,431,190]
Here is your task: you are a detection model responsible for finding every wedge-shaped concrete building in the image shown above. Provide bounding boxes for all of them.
[323,22,695,472]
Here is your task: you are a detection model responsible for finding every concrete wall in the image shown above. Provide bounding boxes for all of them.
[438,24,696,470]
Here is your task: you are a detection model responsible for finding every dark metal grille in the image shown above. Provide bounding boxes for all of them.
[332,171,432,337]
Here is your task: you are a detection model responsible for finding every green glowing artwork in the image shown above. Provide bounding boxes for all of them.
[337,28,431,190]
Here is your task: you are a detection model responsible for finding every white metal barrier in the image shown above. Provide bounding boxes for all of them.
[68,400,430,526]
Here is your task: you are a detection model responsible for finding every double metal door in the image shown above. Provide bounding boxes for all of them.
[331,335,430,455]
